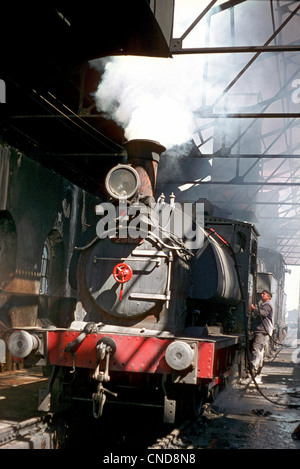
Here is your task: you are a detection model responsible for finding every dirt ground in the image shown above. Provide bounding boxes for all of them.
[0,366,47,422]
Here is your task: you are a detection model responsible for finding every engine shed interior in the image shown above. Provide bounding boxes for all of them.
[0,0,299,439]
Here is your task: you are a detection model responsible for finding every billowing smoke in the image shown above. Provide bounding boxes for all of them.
[92,55,212,150]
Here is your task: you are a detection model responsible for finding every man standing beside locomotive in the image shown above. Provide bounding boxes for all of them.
[249,290,274,376]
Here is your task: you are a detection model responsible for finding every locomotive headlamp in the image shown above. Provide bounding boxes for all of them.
[105,164,140,200]
[165,341,194,371]
[8,330,40,358]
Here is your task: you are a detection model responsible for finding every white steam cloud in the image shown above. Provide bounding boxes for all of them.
[92,55,210,150]
[91,1,292,152]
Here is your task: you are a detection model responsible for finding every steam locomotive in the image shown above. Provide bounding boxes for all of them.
[5,139,284,423]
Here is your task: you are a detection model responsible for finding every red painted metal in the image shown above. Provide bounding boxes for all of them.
[47,331,217,379]
[113,263,133,283]
[198,341,214,378]
[113,263,133,300]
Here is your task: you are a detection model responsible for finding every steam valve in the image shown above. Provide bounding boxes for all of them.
[113,262,133,300]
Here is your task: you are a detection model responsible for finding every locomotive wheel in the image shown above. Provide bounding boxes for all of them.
[192,393,204,418]
[174,387,204,422]
[209,384,220,402]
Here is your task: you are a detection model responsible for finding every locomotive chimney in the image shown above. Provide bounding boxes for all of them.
[124,139,166,200]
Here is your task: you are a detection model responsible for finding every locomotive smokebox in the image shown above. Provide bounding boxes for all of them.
[124,139,166,199]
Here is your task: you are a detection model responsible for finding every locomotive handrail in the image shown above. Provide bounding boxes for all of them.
[93,256,164,267]
[93,255,167,261]
[129,292,171,300]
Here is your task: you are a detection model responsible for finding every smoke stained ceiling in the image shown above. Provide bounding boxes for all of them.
[0,1,172,192]
[0,0,299,265]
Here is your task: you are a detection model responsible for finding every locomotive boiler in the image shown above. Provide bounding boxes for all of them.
[7,139,259,423]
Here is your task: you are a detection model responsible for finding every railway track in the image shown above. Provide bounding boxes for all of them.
[147,402,225,449]
[146,374,270,450]
[148,425,191,449]
[0,415,57,449]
